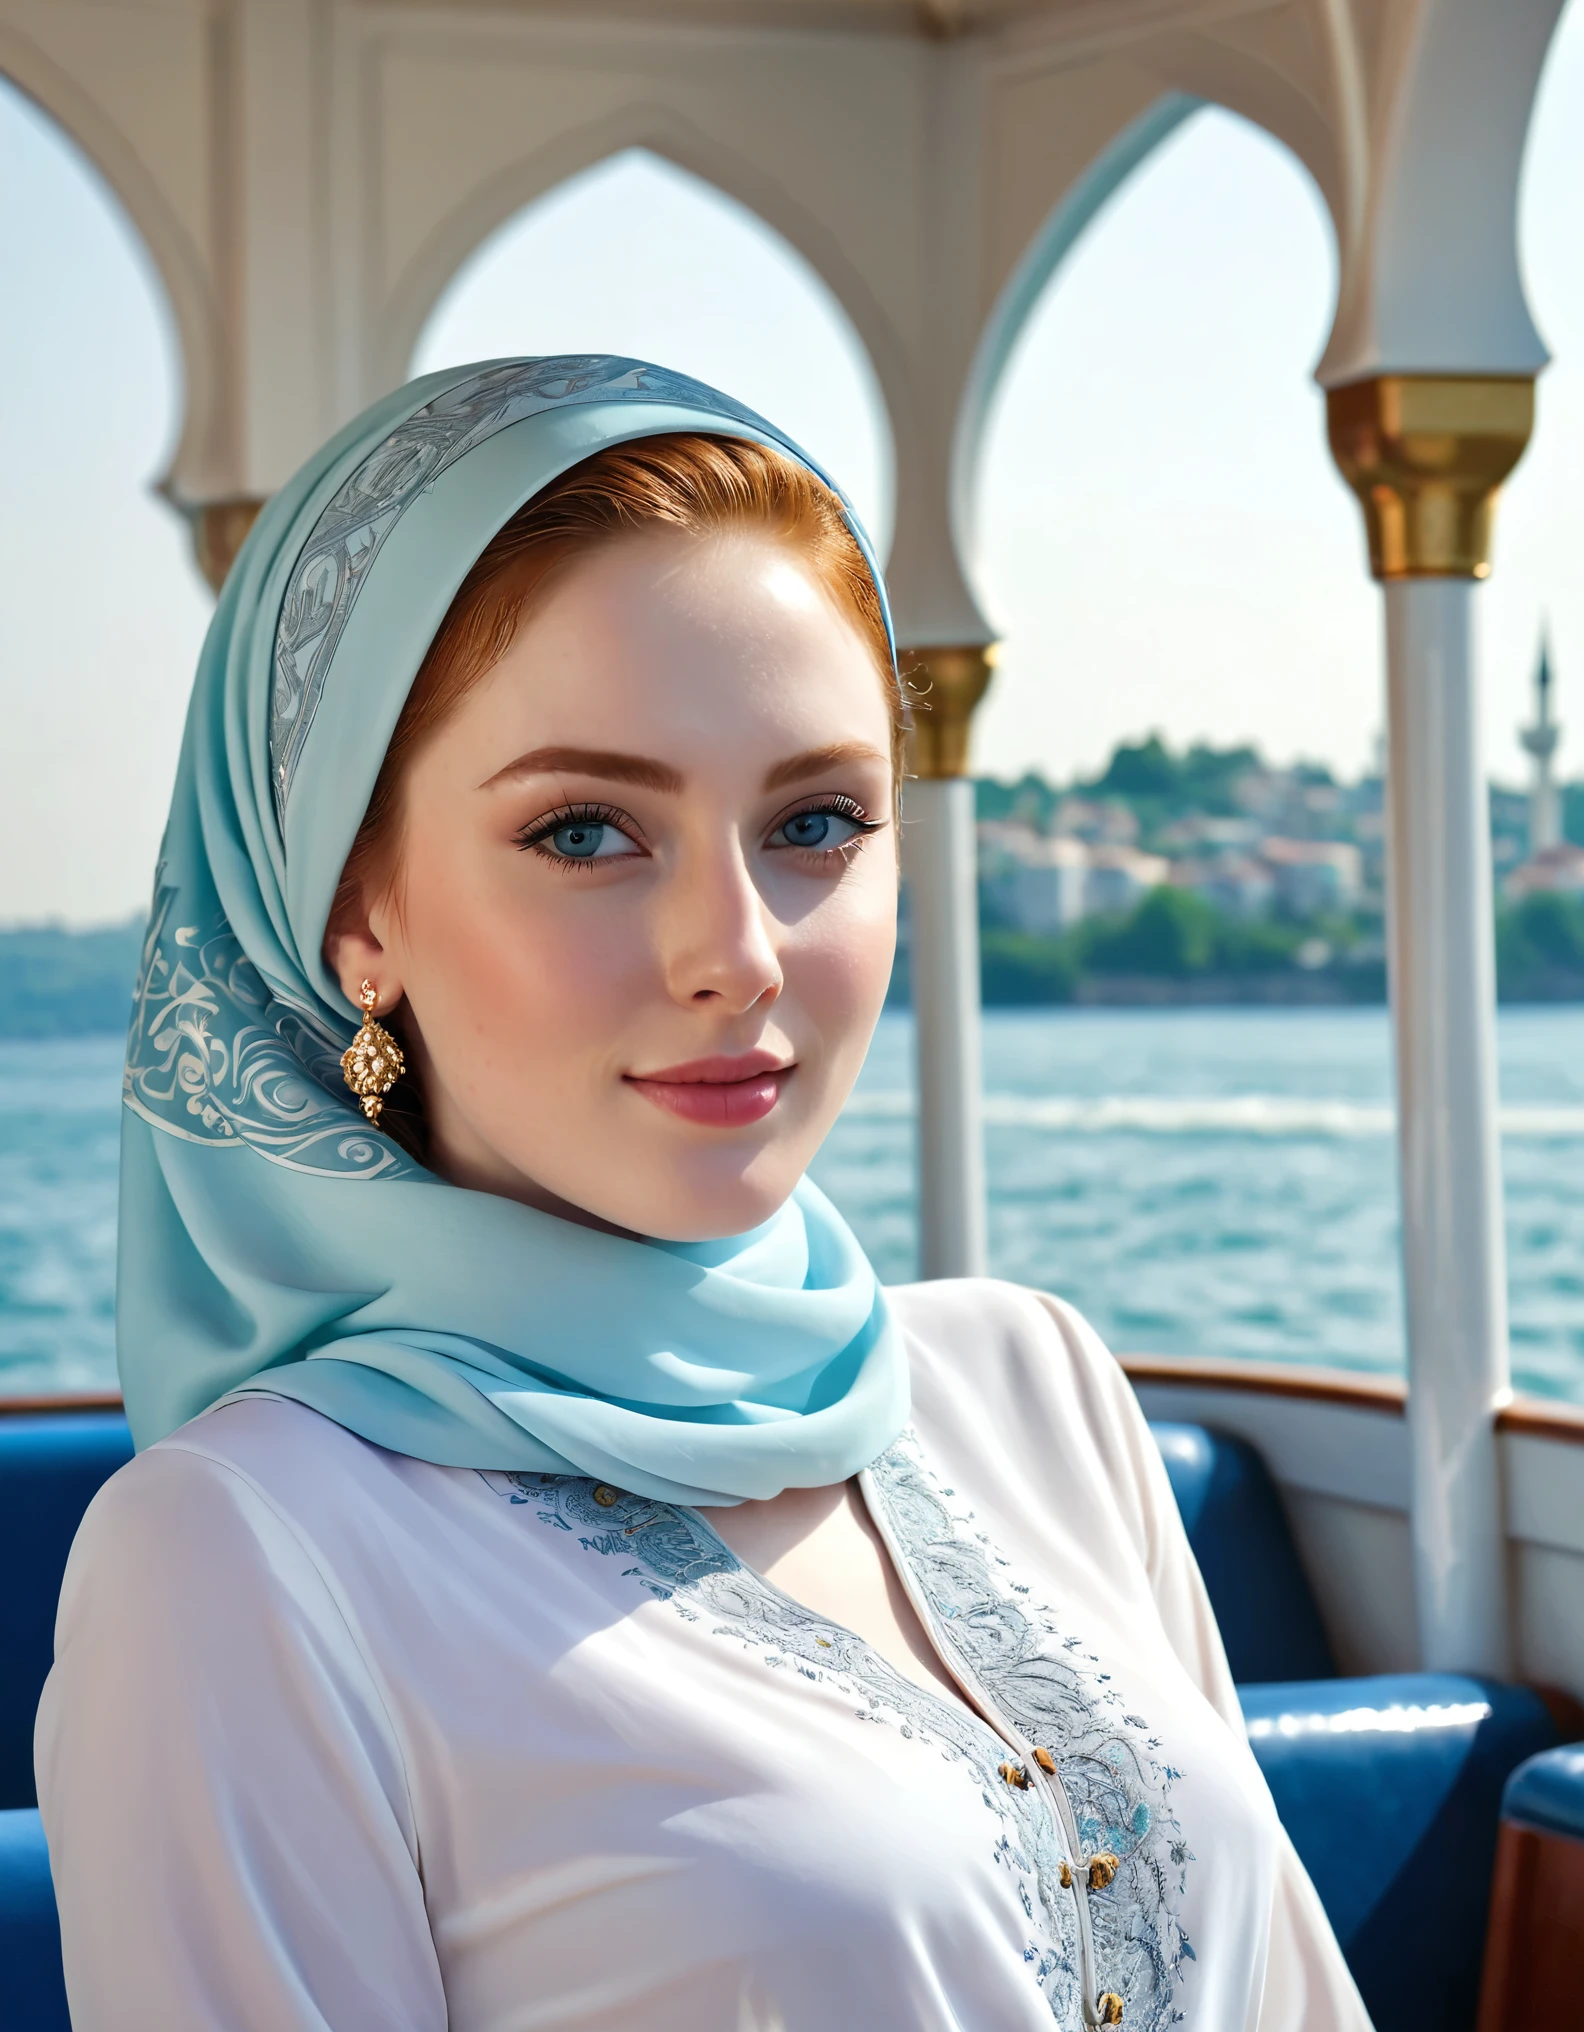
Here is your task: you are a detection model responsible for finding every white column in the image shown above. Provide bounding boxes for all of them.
[234,0,333,489]
[903,776,988,1281]
[1383,578,1512,1675]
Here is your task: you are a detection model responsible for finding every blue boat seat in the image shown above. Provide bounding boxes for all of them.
[1242,1673,1557,2032]
[1153,1425,1563,2029]
[1149,1420,1336,1682]
[0,1810,70,2032]
[0,1413,133,1810]
[1475,1744,1584,2029]
[1501,1741,1584,1840]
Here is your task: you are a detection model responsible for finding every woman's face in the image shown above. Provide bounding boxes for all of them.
[327,527,898,1240]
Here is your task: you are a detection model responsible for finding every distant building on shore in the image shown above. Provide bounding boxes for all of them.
[979,813,1365,934]
[1085,845,1171,917]
[1049,797,1139,846]
[978,823,1167,932]
[1506,842,1584,902]
[1506,635,1583,900]
[1154,815,1260,854]
[978,825,1089,935]
[1172,854,1276,920]
[1519,631,1562,855]
[1257,838,1363,917]
[975,708,1584,938]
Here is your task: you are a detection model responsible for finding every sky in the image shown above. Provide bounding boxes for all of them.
[2,9,1583,925]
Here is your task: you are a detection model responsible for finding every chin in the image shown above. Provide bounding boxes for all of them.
[601,1155,801,1245]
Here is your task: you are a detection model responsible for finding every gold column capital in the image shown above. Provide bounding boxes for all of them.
[191,496,267,594]
[1325,373,1535,581]
[903,643,995,779]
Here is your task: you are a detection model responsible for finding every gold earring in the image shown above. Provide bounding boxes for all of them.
[341,980,406,1125]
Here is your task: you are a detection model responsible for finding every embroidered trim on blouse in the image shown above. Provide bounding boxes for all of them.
[493,1437,1194,2029]
[864,1431,1195,2030]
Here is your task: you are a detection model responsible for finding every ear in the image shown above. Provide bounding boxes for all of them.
[323,893,403,1017]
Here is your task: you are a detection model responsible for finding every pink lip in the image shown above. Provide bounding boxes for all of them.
[624,1052,793,1128]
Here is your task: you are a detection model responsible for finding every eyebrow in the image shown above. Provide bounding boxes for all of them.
[480,738,889,797]
[480,746,685,793]
[761,743,890,792]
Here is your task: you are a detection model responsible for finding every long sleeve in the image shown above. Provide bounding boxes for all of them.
[34,1440,447,2032]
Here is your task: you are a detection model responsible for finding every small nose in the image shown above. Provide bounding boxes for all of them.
[659,841,783,1015]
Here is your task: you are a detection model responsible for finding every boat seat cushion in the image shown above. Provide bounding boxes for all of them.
[0,1413,133,1810]
[0,1810,69,2032]
[1501,1742,1584,1841]
[1242,1672,1557,2032]
[1477,1744,1584,2029]
[1149,1419,1336,1682]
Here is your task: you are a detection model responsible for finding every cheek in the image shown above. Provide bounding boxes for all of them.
[783,865,898,1038]
[397,841,646,1076]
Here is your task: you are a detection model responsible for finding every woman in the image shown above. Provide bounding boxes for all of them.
[37,357,1368,2031]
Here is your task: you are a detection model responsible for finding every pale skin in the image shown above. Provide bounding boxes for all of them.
[326,526,959,1703]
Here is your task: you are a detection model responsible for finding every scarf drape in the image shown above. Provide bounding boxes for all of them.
[117,356,908,1505]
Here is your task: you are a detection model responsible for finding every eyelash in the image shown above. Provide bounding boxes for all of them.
[775,795,885,857]
[513,802,636,870]
[512,795,886,871]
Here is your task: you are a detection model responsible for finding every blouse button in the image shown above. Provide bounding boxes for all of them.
[997,1761,1031,1789]
[1033,1746,1057,1775]
[592,1485,619,1508]
[1098,1993,1124,2024]
[1087,1854,1120,1891]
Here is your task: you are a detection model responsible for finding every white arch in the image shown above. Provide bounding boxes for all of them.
[0,22,219,501]
[1478,0,1584,778]
[0,69,214,926]
[406,145,894,551]
[966,103,1366,786]
[949,93,1200,567]
[376,104,912,488]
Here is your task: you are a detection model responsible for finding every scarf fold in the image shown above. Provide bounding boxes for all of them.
[118,356,908,1505]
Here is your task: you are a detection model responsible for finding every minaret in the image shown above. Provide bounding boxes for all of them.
[1519,629,1561,855]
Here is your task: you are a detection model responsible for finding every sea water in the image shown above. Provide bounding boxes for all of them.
[5,1007,1584,1402]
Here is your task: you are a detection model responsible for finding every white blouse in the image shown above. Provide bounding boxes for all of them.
[37,1280,1371,2031]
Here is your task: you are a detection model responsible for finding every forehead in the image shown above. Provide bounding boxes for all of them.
[465,529,894,753]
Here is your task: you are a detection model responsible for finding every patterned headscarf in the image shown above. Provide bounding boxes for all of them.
[117,357,907,1504]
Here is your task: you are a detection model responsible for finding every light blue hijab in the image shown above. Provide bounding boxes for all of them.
[118,357,908,1506]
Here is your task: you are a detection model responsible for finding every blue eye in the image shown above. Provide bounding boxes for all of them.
[520,808,642,865]
[775,808,867,852]
[785,812,833,847]
[550,821,608,859]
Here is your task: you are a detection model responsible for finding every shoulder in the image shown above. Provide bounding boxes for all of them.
[62,1397,408,1629]
[37,1403,423,1910]
[47,1401,435,1775]
[155,1392,398,1501]
[80,1394,389,1529]
[883,1277,1164,1578]
[886,1276,1137,1442]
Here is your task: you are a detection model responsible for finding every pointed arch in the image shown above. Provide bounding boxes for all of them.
[376,104,908,487]
[964,100,1369,793]
[0,23,219,499]
[950,94,1201,564]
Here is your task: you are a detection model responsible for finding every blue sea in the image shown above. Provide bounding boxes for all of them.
[6,1007,1584,1402]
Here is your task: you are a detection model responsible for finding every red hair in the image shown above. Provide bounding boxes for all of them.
[335,432,899,917]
